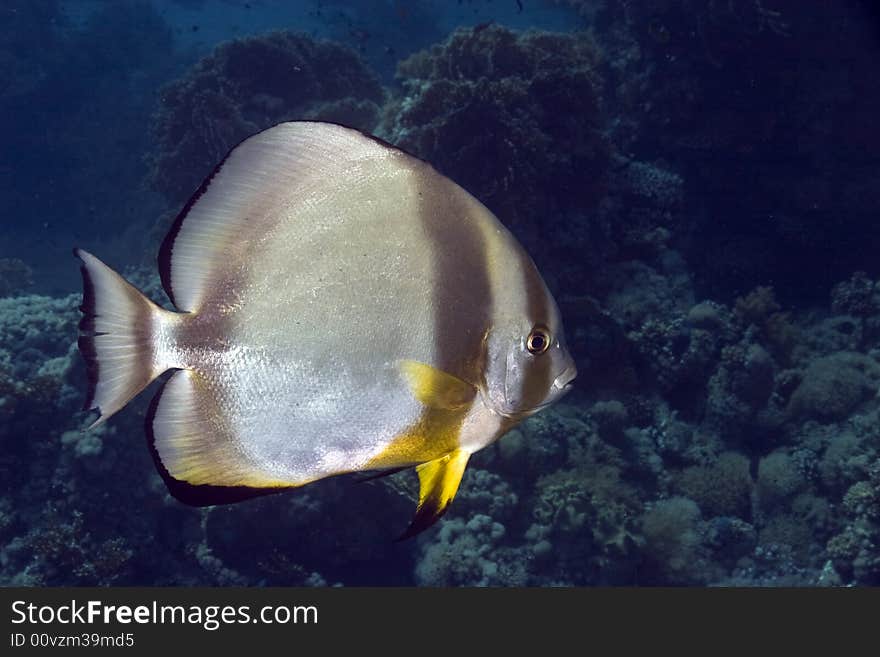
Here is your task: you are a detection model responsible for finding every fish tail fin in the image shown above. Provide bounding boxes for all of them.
[74,248,181,429]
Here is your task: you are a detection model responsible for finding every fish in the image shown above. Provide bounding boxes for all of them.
[74,121,577,538]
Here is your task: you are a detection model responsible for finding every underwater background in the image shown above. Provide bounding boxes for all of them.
[2,0,880,586]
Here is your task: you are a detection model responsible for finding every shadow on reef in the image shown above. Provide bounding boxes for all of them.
[590,0,880,304]
[3,4,880,586]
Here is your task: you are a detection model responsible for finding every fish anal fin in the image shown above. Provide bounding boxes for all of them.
[147,369,296,506]
[397,449,470,541]
[399,360,476,410]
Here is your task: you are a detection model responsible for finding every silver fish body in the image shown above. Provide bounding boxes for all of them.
[75,122,576,535]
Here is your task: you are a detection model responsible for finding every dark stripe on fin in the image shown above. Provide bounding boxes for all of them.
[75,250,99,410]
[158,155,227,309]
[396,498,452,542]
[145,376,284,507]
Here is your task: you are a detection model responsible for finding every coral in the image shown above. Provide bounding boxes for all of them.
[756,514,815,565]
[842,480,880,520]
[801,316,866,357]
[831,272,880,318]
[687,301,729,331]
[757,451,806,510]
[826,459,880,583]
[590,400,629,441]
[61,427,104,459]
[787,352,880,422]
[610,159,684,211]
[560,296,639,393]
[628,314,720,406]
[493,406,579,482]
[704,334,778,441]
[705,516,757,567]
[818,430,875,499]
[0,294,82,497]
[733,286,798,363]
[607,262,694,329]
[640,412,718,467]
[148,31,384,209]
[0,258,33,297]
[20,506,133,585]
[675,451,753,519]
[381,24,609,249]
[830,273,880,350]
[0,294,78,361]
[734,286,781,326]
[578,155,688,310]
[453,469,519,523]
[639,497,712,584]
[527,462,641,584]
[193,542,249,586]
[414,515,526,586]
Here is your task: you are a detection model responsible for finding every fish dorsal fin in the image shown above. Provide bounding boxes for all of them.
[399,360,476,410]
[159,122,402,312]
[397,449,470,540]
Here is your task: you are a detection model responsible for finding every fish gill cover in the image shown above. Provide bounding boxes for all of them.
[0,0,879,586]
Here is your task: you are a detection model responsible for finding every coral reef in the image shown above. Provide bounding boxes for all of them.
[827,459,880,583]
[594,0,880,303]
[675,452,752,519]
[756,451,807,511]
[787,352,880,422]
[415,515,525,586]
[4,158,879,589]
[148,30,384,210]
[4,6,880,588]
[639,497,713,584]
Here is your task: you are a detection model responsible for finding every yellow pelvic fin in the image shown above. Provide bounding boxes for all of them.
[397,449,470,541]
[399,359,476,410]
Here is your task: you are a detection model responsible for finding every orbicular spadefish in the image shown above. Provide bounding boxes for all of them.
[74,122,577,538]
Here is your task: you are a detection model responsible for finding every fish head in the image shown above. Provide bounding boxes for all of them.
[481,300,577,419]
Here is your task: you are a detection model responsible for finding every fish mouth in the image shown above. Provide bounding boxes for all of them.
[552,363,578,392]
[482,361,578,420]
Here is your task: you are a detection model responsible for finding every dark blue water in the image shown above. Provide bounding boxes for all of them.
[1,0,879,586]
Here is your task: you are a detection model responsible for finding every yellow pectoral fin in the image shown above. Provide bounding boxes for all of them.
[399,359,476,410]
[397,449,470,541]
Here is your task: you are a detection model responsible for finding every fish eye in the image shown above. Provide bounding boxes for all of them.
[526,327,551,355]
